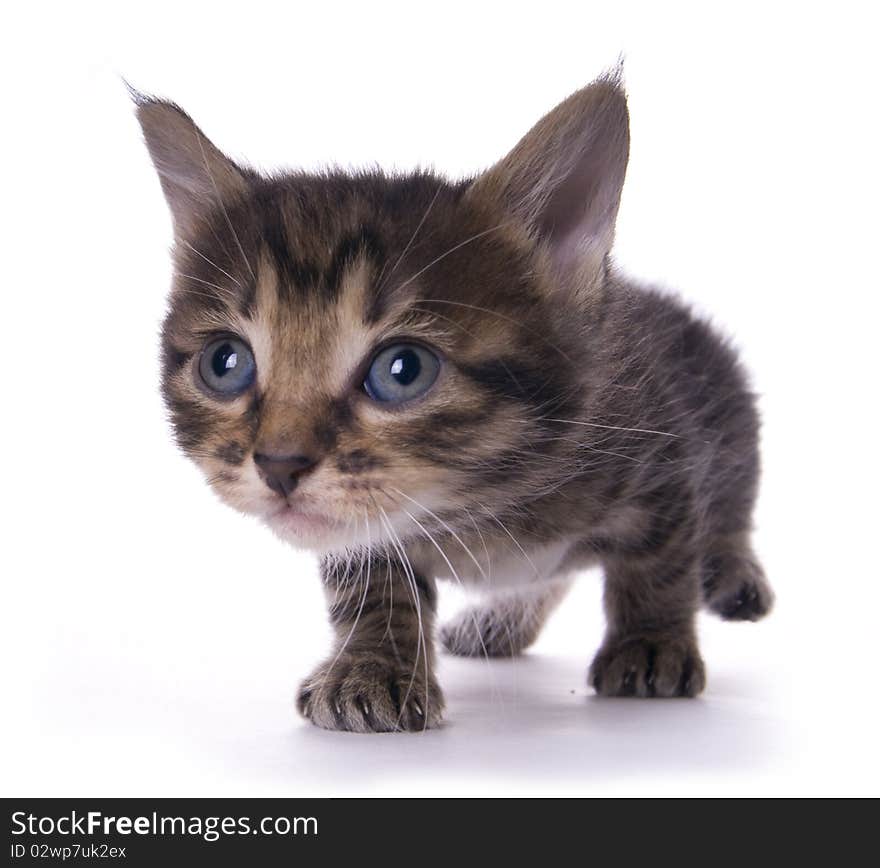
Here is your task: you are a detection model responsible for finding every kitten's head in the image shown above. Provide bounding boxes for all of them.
[136,74,629,552]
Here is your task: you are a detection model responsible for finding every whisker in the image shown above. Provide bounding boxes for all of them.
[377,506,427,730]
[390,486,488,582]
[408,305,530,391]
[389,498,507,713]
[476,503,540,578]
[179,240,244,288]
[172,285,229,304]
[320,514,371,691]
[194,129,255,281]
[414,298,573,362]
[365,494,397,646]
[392,221,511,294]
[393,502,494,665]
[462,506,493,583]
[175,272,238,300]
[522,417,681,439]
[379,187,442,292]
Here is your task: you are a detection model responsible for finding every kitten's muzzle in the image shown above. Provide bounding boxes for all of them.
[253,452,317,498]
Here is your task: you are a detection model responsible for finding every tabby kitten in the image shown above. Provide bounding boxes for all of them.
[136,72,772,733]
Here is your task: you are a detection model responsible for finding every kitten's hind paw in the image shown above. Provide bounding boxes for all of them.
[441,606,534,658]
[297,653,444,733]
[441,584,569,658]
[589,634,706,698]
[703,551,774,622]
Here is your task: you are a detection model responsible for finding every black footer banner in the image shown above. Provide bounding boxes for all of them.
[2,797,866,863]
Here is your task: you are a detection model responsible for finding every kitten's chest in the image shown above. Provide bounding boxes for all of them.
[408,534,572,589]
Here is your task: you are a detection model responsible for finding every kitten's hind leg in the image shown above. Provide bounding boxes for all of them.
[701,533,774,621]
[441,579,572,658]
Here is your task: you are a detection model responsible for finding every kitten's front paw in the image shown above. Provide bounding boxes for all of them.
[589,634,706,698]
[297,653,444,733]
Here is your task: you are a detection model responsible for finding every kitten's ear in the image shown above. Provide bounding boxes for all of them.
[469,73,629,290]
[133,91,249,239]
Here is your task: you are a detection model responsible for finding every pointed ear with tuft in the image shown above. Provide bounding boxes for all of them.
[132,92,249,240]
[468,73,630,292]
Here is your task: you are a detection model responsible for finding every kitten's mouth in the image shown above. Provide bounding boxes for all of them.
[264,501,339,540]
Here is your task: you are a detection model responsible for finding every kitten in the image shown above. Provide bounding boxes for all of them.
[135,71,773,733]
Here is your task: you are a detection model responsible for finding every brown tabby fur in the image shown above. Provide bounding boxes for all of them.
[135,71,773,732]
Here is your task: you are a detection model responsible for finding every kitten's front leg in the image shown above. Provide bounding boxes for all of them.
[297,551,443,732]
[590,517,706,698]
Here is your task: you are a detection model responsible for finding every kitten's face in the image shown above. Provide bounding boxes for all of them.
[161,175,578,552]
[140,79,628,553]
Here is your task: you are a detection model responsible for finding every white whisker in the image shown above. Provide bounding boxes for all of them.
[175,271,238,300]
[180,239,243,288]
[476,503,539,578]
[394,503,494,666]
[413,298,572,362]
[392,222,511,294]
[194,129,255,281]
[390,486,488,582]
[523,417,681,439]
[377,506,427,730]
[379,187,441,291]
[320,514,370,691]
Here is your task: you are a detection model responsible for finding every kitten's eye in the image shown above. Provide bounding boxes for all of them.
[198,336,256,396]
[364,343,441,404]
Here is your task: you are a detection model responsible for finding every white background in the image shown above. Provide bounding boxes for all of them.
[3,1,878,796]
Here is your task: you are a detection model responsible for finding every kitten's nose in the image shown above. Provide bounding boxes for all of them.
[253,452,317,498]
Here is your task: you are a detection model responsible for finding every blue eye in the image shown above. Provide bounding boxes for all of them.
[364,343,441,404]
[198,336,256,396]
